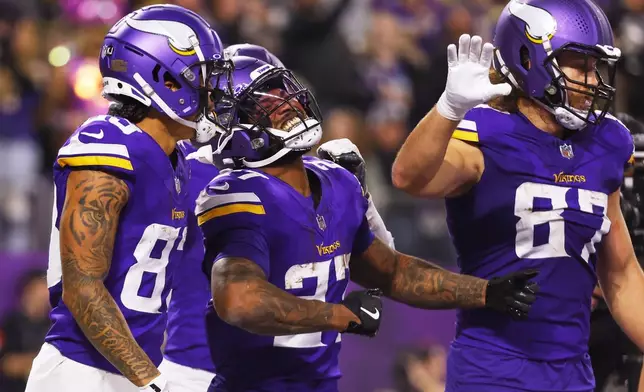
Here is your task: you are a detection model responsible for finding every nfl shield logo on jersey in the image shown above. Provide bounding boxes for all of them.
[316,215,327,231]
[174,176,181,193]
[559,144,574,159]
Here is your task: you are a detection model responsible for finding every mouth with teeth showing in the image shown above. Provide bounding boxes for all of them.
[254,88,310,133]
[278,116,306,132]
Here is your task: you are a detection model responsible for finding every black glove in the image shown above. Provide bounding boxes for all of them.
[316,139,368,195]
[485,269,539,320]
[340,288,383,337]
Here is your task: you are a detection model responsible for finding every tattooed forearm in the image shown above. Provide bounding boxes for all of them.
[351,238,487,309]
[60,170,159,387]
[211,257,352,335]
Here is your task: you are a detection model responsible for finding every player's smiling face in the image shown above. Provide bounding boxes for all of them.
[557,51,602,112]
[248,87,308,132]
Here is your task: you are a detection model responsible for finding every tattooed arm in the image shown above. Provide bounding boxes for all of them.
[350,238,487,309]
[60,170,159,387]
[211,257,360,335]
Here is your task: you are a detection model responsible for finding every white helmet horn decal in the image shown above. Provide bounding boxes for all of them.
[508,0,557,44]
[125,18,198,55]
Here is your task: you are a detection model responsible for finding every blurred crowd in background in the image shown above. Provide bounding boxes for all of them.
[2,0,644,257]
[1,0,644,391]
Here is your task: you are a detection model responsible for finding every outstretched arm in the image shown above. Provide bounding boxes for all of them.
[211,257,359,335]
[60,170,159,387]
[598,190,644,352]
[350,238,487,309]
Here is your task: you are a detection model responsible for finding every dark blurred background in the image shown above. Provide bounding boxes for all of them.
[1,0,643,391]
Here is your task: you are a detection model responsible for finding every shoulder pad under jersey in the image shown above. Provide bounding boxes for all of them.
[303,156,365,196]
[56,115,144,178]
[195,168,270,228]
[603,113,635,168]
[451,104,513,145]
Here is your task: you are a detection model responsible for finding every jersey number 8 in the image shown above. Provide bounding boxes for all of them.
[514,182,610,262]
[121,223,185,313]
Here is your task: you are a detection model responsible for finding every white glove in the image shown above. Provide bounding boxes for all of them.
[317,138,365,159]
[316,139,395,250]
[140,374,170,392]
[436,34,512,121]
[316,138,367,194]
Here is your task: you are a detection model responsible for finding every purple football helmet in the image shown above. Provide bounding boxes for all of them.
[99,4,228,142]
[207,56,322,169]
[493,0,621,130]
[224,43,285,68]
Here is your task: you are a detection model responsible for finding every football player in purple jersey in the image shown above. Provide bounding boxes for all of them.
[194,55,540,391]
[160,43,286,392]
[25,5,228,392]
[393,1,644,391]
[162,43,399,392]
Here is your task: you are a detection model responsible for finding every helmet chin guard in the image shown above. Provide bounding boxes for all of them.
[239,118,323,168]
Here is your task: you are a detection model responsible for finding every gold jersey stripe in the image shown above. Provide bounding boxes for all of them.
[57,155,133,171]
[198,203,266,226]
[452,129,479,143]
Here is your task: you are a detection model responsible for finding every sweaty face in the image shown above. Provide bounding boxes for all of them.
[246,87,308,132]
[556,51,603,111]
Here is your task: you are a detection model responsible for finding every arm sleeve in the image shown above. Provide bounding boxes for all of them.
[349,173,376,255]
[353,216,376,255]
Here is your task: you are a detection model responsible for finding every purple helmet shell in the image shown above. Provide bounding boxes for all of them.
[493,0,621,129]
[224,43,285,68]
[100,4,228,141]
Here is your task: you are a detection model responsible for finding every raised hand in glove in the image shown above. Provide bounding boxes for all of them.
[340,289,383,337]
[437,34,512,121]
[317,138,367,195]
[485,269,539,320]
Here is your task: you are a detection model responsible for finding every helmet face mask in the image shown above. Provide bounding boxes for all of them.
[493,0,621,130]
[541,43,619,127]
[208,57,323,169]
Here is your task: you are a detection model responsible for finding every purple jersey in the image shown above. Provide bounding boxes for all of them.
[196,156,375,391]
[164,141,218,372]
[45,115,190,374]
[445,105,633,391]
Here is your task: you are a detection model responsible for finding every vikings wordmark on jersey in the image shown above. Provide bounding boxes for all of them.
[46,115,190,373]
[445,105,633,389]
[196,156,374,391]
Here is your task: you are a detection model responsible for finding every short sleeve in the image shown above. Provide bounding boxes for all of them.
[196,178,271,277]
[452,110,480,144]
[56,116,139,191]
[603,114,635,168]
[625,135,635,169]
[451,105,514,146]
